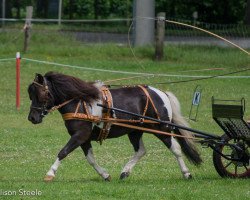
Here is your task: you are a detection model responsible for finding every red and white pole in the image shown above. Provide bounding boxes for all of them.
[16,52,21,110]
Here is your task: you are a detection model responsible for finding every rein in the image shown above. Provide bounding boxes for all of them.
[32,80,197,141]
[61,85,196,142]
[62,107,197,140]
[48,99,74,113]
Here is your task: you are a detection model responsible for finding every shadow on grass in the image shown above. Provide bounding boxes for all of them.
[0,177,103,183]
[0,174,237,184]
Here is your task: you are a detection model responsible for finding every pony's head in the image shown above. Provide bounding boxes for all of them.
[28,72,101,124]
[28,73,54,124]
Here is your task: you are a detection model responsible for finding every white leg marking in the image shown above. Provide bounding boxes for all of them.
[148,86,172,121]
[170,137,191,179]
[46,158,61,177]
[121,138,146,174]
[86,148,110,179]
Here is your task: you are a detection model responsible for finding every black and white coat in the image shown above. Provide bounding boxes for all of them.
[28,72,202,181]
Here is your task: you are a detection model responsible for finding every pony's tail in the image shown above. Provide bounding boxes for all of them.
[166,92,202,165]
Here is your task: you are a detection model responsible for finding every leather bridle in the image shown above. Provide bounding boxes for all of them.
[31,79,74,116]
[31,79,51,117]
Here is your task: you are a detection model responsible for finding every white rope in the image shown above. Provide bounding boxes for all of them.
[135,16,250,56]
[23,57,250,79]
[0,58,15,62]
[127,21,145,70]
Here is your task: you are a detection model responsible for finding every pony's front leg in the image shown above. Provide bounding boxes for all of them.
[44,158,61,181]
[44,129,91,182]
[81,142,111,181]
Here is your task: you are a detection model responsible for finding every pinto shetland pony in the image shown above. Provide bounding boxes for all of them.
[28,72,202,181]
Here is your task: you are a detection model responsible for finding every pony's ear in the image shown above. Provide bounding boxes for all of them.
[35,73,44,84]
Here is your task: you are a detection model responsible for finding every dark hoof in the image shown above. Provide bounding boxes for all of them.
[187,174,193,179]
[105,175,111,182]
[120,172,130,180]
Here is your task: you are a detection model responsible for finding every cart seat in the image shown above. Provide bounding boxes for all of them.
[212,98,250,140]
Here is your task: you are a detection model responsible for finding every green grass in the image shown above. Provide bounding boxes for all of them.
[0,29,250,199]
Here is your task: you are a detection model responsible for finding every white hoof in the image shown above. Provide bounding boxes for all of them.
[44,175,55,182]
[183,172,192,179]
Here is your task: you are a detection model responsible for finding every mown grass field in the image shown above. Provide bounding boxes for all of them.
[0,29,250,199]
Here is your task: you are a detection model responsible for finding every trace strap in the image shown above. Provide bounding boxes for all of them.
[59,85,200,142]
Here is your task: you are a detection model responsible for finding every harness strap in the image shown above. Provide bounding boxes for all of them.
[48,99,74,113]
[74,100,81,116]
[83,101,90,118]
[142,89,149,116]
[97,87,114,144]
[112,122,196,140]
[62,113,159,124]
[138,85,161,120]
[62,112,100,122]
[60,85,163,144]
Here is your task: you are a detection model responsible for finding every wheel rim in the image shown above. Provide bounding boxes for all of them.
[218,139,250,177]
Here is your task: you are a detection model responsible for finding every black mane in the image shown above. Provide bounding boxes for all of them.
[44,72,100,103]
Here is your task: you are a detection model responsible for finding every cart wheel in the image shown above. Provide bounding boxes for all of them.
[213,134,250,178]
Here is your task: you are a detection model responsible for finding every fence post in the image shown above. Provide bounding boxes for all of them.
[133,0,155,46]
[58,0,62,25]
[16,52,21,110]
[155,12,166,61]
[23,6,33,52]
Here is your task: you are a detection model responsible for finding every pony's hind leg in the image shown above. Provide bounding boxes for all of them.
[81,142,111,181]
[170,137,192,179]
[120,131,145,180]
[156,134,192,179]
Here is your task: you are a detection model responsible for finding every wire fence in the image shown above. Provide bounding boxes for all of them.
[0,17,249,80]
[1,17,250,44]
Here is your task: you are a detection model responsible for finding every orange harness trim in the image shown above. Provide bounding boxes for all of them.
[61,85,178,143]
[62,112,100,122]
[112,122,195,140]
[97,87,114,144]
[137,85,160,119]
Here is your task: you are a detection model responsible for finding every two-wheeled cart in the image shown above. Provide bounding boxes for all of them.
[99,97,250,178]
[204,97,250,178]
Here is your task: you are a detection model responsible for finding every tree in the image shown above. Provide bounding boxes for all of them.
[12,0,21,18]
[69,0,74,19]
[245,0,250,25]
[36,0,49,18]
[93,0,110,19]
[5,0,13,18]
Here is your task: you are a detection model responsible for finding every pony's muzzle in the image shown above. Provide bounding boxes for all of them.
[28,111,43,124]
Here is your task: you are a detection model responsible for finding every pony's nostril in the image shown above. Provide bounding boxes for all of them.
[28,115,35,122]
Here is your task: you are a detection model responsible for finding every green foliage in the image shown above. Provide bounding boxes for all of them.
[155,0,247,24]
[1,0,249,24]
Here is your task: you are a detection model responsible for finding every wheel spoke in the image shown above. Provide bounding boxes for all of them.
[243,164,249,171]
[213,135,250,178]
[235,165,238,175]
[223,154,232,157]
[224,161,233,169]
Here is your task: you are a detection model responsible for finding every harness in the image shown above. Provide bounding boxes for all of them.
[31,80,195,141]
[62,85,161,144]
